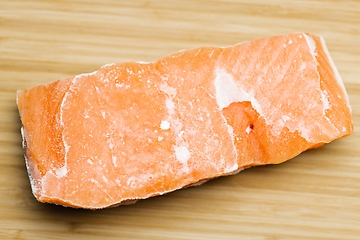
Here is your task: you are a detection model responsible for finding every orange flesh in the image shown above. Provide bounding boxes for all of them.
[17,33,353,209]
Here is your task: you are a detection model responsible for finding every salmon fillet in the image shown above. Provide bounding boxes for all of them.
[17,33,353,209]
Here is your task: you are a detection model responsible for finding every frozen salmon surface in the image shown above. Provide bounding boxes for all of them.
[17,33,353,209]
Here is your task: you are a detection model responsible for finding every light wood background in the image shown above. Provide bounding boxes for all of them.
[1,1,359,239]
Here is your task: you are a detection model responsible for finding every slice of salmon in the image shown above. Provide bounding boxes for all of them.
[17,33,353,209]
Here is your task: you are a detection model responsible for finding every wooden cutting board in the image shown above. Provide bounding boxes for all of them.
[1,1,359,239]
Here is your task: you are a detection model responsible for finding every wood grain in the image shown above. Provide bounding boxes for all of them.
[1,0,359,239]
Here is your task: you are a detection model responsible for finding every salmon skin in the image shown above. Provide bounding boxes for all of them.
[17,33,353,209]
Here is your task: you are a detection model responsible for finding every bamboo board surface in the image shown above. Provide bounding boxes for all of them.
[1,1,359,239]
